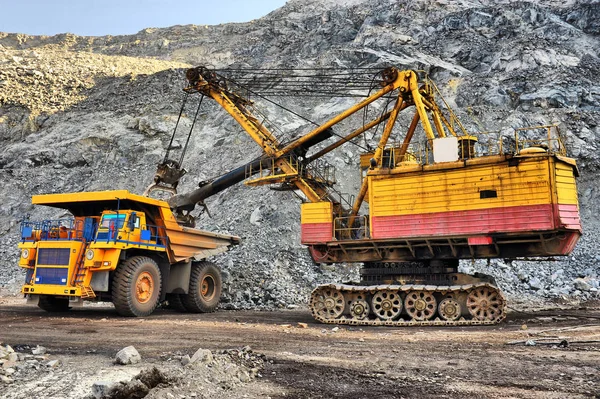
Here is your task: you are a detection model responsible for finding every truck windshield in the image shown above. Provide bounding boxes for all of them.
[100,214,126,229]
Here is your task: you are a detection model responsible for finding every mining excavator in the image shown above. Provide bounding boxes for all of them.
[145,66,581,326]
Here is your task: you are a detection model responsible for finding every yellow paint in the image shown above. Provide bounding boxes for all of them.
[301,202,333,224]
[22,284,83,297]
[369,156,576,217]
[33,190,167,208]
[555,160,578,205]
[158,206,240,263]
[83,248,121,271]
[17,242,36,268]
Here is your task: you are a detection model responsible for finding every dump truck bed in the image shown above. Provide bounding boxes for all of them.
[32,190,240,263]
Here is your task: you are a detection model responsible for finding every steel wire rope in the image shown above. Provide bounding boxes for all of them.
[215,72,372,152]
[163,92,189,163]
[179,94,205,166]
[218,68,383,98]
[362,71,387,151]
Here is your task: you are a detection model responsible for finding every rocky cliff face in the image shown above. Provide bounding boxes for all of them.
[1,0,598,306]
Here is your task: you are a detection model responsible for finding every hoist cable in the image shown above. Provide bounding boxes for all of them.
[179,94,204,166]
[163,92,189,163]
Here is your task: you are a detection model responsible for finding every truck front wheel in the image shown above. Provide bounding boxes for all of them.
[182,261,222,313]
[112,256,162,317]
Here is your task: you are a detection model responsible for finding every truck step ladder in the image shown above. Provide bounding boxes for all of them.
[79,286,96,299]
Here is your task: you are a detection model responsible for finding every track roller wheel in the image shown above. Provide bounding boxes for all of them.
[311,287,345,320]
[466,286,503,321]
[371,290,402,320]
[112,256,162,317]
[37,295,71,312]
[182,261,222,313]
[404,291,437,321]
[438,297,461,321]
[349,299,370,320]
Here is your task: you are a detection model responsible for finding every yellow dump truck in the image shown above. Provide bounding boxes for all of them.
[17,190,239,316]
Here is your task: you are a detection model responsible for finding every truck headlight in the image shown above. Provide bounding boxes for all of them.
[85,249,95,260]
[21,249,30,259]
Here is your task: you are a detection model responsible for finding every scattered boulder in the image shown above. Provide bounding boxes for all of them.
[31,345,47,355]
[115,346,142,365]
[528,278,543,291]
[92,381,115,399]
[573,278,592,292]
[180,355,191,366]
[190,348,213,365]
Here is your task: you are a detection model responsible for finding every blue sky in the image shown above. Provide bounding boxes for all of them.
[0,0,287,36]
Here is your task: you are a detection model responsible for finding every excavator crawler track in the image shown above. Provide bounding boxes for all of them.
[310,282,507,327]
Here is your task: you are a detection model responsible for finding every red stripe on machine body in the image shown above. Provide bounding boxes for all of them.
[554,204,582,231]
[371,204,559,239]
[301,223,333,244]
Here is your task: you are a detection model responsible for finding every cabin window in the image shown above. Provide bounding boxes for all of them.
[100,214,126,229]
[480,190,498,199]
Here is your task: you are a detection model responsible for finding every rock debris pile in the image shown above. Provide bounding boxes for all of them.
[90,346,265,399]
[1,0,599,308]
[0,343,60,386]
[1,344,265,399]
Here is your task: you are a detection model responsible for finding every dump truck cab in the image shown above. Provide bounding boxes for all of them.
[18,190,239,317]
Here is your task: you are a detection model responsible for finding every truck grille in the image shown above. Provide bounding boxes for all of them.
[35,267,69,285]
[37,248,70,265]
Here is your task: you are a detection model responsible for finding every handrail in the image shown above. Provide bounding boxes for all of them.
[334,215,369,240]
[20,218,86,242]
[379,124,566,168]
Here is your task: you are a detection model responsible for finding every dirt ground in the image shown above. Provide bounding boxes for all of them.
[0,297,599,399]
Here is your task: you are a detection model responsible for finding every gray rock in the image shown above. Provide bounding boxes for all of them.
[92,381,115,399]
[573,278,592,292]
[180,355,191,366]
[190,348,213,364]
[528,277,543,291]
[238,369,251,383]
[250,207,262,226]
[31,345,47,355]
[519,88,579,108]
[115,346,141,365]
[1,375,13,384]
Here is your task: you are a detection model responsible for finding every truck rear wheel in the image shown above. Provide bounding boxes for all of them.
[182,261,222,313]
[112,256,162,317]
[38,295,70,312]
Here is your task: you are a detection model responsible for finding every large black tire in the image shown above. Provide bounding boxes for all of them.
[165,293,187,312]
[112,256,162,317]
[38,295,70,312]
[182,261,222,313]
